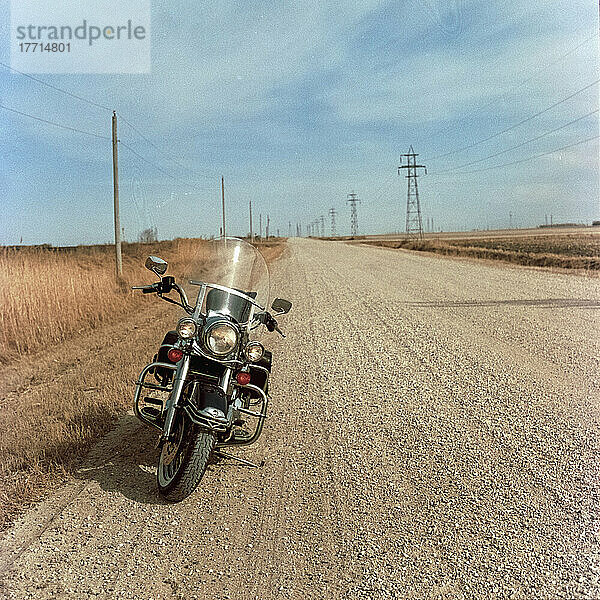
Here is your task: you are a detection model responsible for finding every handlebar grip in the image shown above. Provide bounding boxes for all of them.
[142,286,156,294]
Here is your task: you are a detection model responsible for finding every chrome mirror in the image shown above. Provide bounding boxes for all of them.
[145,255,168,277]
[271,298,292,314]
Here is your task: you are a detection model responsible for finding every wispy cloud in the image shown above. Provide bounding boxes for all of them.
[0,0,597,244]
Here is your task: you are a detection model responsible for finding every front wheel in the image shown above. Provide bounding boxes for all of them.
[157,413,216,502]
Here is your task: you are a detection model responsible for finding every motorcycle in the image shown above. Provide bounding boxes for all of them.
[132,237,291,501]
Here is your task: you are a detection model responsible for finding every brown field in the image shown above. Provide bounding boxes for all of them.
[0,238,284,529]
[0,239,206,363]
[350,228,600,271]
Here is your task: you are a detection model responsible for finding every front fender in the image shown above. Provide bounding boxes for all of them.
[183,382,230,432]
[193,383,228,415]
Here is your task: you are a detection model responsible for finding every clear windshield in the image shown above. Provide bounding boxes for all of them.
[184,237,269,325]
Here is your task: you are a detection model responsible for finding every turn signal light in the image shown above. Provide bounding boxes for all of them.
[167,348,184,362]
[236,372,251,385]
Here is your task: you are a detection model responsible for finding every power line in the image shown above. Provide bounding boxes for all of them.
[420,34,597,150]
[432,109,599,175]
[119,141,213,196]
[118,115,218,181]
[459,134,599,174]
[119,141,186,182]
[428,78,600,162]
[0,103,110,140]
[0,61,112,112]
[0,62,217,182]
[1,102,207,190]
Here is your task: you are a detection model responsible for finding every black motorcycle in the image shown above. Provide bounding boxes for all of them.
[132,237,291,501]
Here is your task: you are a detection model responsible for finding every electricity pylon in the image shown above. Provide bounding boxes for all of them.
[347,192,360,236]
[398,146,426,239]
[329,207,337,237]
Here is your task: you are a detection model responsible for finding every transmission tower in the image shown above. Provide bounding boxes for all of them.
[319,215,325,237]
[329,207,337,237]
[398,146,427,239]
[347,192,360,236]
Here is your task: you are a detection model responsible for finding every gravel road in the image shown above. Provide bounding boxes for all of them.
[1,239,599,599]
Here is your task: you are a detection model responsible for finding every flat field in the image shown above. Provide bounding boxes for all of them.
[351,227,600,271]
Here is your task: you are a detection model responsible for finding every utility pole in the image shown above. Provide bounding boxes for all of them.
[329,207,337,237]
[249,199,254,241]
[509,212,513,229]
[347,192,360,236]
[399,146,426,240]
[288,221,292,238]
[259,214,262,238]
[221,176,226,239]
[111,111,122,279]
[319,215,325,237]
[266,215,270,239]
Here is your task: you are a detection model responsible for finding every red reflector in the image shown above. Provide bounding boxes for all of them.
[167,348,184,362]
[236,372,251,385]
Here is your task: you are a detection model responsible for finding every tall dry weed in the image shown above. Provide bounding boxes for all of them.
[0,239,205,363]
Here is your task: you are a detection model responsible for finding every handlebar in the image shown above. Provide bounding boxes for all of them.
[132,280,193,314]
[132,283,287,335]
[131,284,157,294]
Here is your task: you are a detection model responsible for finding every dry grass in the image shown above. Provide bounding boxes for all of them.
[362,234,600,271]
[0,237,285,529]
[0,302,176,529]
[0,239,204,363]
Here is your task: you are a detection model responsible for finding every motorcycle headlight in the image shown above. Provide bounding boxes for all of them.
[204,321,239,356]
[176,318,198,339]
[244,341,264,362]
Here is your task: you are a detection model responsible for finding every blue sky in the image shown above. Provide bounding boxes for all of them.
[1,0,598,245]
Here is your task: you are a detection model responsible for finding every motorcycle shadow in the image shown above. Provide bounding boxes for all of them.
[74,412,168,505]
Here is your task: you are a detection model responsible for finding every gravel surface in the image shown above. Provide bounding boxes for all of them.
[0,239,599,599]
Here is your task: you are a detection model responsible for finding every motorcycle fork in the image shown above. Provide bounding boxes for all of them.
[162,354,190,442]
